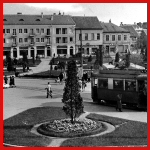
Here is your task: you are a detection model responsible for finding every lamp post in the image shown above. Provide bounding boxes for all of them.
[80,29,83,79]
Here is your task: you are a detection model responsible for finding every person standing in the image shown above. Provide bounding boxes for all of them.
[4,75,8,84]
[116,93,123,112]
[45,82,52,98]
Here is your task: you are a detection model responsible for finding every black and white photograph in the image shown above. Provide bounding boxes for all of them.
[3,3,147,147]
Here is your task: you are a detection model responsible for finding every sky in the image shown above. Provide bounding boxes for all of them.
[4,3,147,26]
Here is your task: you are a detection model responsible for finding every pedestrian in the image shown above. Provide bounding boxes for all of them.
[45,82,52,98]
[9,76,13,87]
[81,77,86,92]
[59,72,63,84]
[4,75,8,84]
[116,93,123,112]
[12,76,15,87]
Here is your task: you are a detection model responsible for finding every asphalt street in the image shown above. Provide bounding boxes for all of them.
[4,78,147,123]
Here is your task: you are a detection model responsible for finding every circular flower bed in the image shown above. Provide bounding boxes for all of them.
[37,118,105,138]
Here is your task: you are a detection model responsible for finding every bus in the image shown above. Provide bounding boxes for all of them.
[91,69,147,109]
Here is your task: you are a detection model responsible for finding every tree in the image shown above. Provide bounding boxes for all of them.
[62,60,84,124]
[58,61,65,72]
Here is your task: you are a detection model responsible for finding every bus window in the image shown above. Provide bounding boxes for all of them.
[113,79,123,90]
[98,79,108,89]
[125,80,136,91]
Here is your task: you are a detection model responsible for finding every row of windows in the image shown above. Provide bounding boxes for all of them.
[4,28,68,35]
[106,35,128,41]
[79,33,100,41]
[4,37,74,44]
[4,38,50,43]
[97,78,136,91]
[3,28,50,34]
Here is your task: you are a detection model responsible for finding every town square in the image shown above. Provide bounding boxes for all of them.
[3,3,147,147]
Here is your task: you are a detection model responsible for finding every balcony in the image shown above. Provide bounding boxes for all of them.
[12,33,17,37]
[30,42,35,46]
[45,34,51,37]
[29,32,35,37]
[46,43,51,46]
[12,43,17,47]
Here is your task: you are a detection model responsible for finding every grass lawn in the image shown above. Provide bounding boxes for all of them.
[4,107,147,147]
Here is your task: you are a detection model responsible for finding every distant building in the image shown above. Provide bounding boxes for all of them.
[100,20,130,55]
[72,16,103,56]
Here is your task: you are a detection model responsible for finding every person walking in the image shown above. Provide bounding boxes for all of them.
[59,72,64,84]
[45,82,52,98]
[116,93,123,112]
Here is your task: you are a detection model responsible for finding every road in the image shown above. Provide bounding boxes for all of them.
[4,78,147,122]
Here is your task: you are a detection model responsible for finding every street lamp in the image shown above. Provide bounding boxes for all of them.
[80,29,83,79]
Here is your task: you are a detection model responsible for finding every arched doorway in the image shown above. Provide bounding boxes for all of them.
[70,46,73,56]
[47,47,51,56]
[30,47,34,58]
[13,48,17,58]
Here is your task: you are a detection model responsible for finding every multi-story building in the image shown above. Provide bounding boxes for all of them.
[72,16,103,56]
[120,22,140,49]
[3,12,75,58]
[100,20,130,55]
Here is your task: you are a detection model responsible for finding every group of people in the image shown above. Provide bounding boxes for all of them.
[4,75,16,88]
[55,72,66,84]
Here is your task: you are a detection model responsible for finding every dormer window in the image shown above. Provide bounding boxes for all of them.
[36,19,40,21]
[19,19,24,21]
[3,19,7,21]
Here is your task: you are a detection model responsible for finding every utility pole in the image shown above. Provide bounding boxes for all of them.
[80,29,83,79]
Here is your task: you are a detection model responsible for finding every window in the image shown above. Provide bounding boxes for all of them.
[106,35,109,41]
[19,38,23,43]
[56,28,61,34]
[97,33,100,40]
[113,79,123,90]
[98,79,108,89]
[41,28,44,33]
[118,35,121,41]
[62,37,67,43]
[79,34,82,41]
[41,38,44,42]
[91,33,94,40]
[112,35,115,41]
[70,37,73,42]
[24,29,28,33]
[6,29,10,33]
[62,28,67,34]
[125,80,136,91]
[3,29,5,34]
[4,38,5,43]
[36,19,40,21]
[24,38,28,42]
[13,29,16,35]
[85,33,88,40]
[124,35,127,41]
[47,29,50,35]
[36,28,40,33]
[19,29,22,33]
[36,38,40,42]
[30,29,34,34]
[56,37,61,43]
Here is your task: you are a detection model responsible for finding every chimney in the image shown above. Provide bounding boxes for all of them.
[120,22,123,26]
[134,22,136,25]
[53,13,56,15]
[50,15,53,21]
[63,12,64,15]
[58,11,61,15]
[41,12,43,18]
[109,19,111,23]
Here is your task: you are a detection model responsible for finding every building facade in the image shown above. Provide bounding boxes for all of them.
[100,21,130,55]
[3,13,75,59]
[72,16,103,56]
